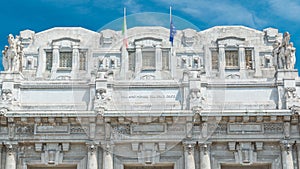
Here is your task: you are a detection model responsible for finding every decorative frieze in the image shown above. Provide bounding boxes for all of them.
[111,124,130,140]
[264,123,284,134]
[70,125,89,134]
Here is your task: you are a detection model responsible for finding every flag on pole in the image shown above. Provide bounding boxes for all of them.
[122,7,128,48]
[169,6,176,46]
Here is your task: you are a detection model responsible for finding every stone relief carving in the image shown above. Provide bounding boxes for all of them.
[273,32,296,69]
[189,88,205,109]
[285,87,297,100]
[100,29,117,47]
[181,29,197,47]
[111,124,130,140]
[1,89,13,102]
[94,88,111,110]
[2,34,23,72]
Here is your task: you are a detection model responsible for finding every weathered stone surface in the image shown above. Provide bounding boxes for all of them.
[0,25,299,169]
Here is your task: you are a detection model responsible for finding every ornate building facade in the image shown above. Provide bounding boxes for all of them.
[0,26,299,169]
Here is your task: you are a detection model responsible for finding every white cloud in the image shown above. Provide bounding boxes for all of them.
[151,0,267,28]
[124,0,142,13]
[268,0,300,22]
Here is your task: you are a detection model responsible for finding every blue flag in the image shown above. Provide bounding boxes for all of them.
[169,18,176,46]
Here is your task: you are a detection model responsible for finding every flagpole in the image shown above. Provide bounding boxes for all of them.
[124,7,126,19]
[121,7,129,79]
[169,6,174,78]
[170,6,172,22]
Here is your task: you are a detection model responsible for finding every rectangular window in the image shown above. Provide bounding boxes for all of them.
[79,51,86,70]
[211,50,218,70]
[46,52,53,71]
[142,50,155,70]
[59,52,72,68]
[162,50,170,70]
[245,49,253,69]
[128,51,135,71]
[225,50,239,69]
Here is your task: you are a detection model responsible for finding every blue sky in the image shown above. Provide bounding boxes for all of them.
[1,0,300,71]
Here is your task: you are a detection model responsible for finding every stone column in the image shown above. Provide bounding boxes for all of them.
[218,44,225,78]
[72,44,79,74]
[239,45,246,78]
[87,144,98,169]
[199,144,211,169]
[183,142,196,169]
[281,142,294,169]
[155,44,162,71]
[5,144,17,169]
[51,45,59,72]
[103,144,113,169]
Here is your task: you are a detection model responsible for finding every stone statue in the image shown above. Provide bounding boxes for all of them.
[285,43,296,69]
[273,32,296,70]
[2,34,23,72]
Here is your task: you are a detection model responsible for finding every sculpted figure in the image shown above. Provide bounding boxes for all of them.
[2,34,23,72]
[282,32,290,48]
[272,40,280,68]
[285,43,296,69]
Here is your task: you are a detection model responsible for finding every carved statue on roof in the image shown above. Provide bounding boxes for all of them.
[2,34,23,72]
[273,32,296,70]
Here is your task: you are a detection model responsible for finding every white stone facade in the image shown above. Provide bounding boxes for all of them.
[0,26,299,169]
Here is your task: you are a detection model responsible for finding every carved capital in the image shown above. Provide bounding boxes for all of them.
[199,143,211,155]
[87,144,98,155]
[4,142,18,155]
[183,142,196,155]
[281,140,293,154]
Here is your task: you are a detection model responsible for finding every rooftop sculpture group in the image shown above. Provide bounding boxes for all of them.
[273,32,296,70]
[2,34,23,72]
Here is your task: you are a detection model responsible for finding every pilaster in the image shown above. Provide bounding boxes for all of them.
[135,45,142,74]
[155,44,162,71]
[71,44,79,76]
[239,45,246,78]
[5,143,17,169]
[218,44,225,78]
[183,142,196,169]
[103,144,113,169]
[51,45,59,73]
[199,143,211,169]
[281,141,294,169]
[87,144,98,169]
